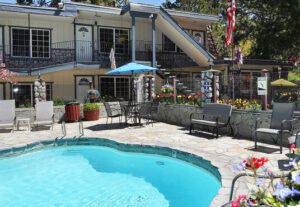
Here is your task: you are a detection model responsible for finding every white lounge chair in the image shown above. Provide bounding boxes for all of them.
[33,101,54,130]
[0,100,16,132]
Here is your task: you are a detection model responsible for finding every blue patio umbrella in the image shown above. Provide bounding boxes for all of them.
[105,62,158,75]
[105,62,158,102]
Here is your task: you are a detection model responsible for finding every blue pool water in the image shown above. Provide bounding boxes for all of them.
[0,146,221,207]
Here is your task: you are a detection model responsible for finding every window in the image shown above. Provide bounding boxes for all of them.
[99,77,115,97]
[32,30,50,58]
[99,77,130,100]
[162,34,182,53]
[192,30,205,46]
[11,28,50,58]
[99,27,129,54]
[99,28,114,53]
[12,82,52,107]
[166,72,191,90]
[116,78,129,99]
[12,84,33,107]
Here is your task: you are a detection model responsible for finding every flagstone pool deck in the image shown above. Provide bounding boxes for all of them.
[0,120,289,207]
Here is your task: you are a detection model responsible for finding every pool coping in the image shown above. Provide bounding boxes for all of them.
[0,137,223,205]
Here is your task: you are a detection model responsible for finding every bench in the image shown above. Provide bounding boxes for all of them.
[189,103,233,138]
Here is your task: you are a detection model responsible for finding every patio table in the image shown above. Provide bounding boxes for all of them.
[124,103,141,125]
[16,118,31,131]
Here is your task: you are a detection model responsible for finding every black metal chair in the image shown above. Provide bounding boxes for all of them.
[138,102,153,125]
[149,101,159,125]
[254,102,297,154]
[119,101,129,122]
[104,102,123,127]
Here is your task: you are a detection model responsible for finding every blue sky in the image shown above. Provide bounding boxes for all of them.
[0,0,166,6]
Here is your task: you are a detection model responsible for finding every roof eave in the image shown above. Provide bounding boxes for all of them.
[166,9,219,22]
[0,3,74,17]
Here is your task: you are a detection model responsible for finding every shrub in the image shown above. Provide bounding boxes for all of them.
[53,99,65,106]
[83,103,100,111]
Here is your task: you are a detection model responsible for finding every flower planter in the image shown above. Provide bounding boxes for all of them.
[84,109,99,121]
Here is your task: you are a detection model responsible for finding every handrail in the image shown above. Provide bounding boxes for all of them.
[79,121,84,136]
[61,121,66,136]
[229,172,289,202]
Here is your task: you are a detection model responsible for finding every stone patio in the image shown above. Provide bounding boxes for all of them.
[0,119,290,207]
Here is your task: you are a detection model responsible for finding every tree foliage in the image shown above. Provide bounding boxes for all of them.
[163,0,300,60]
[17,0,128,8]
[163,0,222,15]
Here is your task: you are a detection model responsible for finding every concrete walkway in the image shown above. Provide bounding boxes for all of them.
[0,119,289,206]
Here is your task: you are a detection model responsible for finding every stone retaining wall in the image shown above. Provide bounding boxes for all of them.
[5,49,75,70]
[153,104,300,146]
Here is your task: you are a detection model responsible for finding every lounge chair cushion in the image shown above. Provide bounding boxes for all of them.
[34,120,53,126]
[0,121,14,128]
[256,128,280,134]
[191,119,225,127]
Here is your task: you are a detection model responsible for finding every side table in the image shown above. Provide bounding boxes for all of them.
[17,118,31,131]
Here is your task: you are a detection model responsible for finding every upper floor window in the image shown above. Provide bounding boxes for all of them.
[99,27,129,54]
[192,30,205,46]
[11,28,50,58]
[162,34,182,53]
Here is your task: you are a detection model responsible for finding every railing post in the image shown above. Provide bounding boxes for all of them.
[131,13,136,62]
[151,15,157,67]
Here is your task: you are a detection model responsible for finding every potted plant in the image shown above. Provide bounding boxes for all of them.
[83,103,100,121]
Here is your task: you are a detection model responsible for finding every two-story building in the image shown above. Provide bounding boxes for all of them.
[0,1,220,106]
[0,2,294,107]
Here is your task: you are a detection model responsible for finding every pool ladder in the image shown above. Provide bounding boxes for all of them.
[61,121,84,137]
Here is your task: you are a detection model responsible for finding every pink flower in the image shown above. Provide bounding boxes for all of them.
[290,144,296,149]
[230,200,239,207]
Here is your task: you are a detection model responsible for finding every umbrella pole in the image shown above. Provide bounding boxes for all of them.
[130,71,135,105]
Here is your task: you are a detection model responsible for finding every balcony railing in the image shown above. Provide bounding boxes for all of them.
[1,40,197,72]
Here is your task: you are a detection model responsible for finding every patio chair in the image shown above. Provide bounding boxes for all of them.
[0,100,16,132]
[33,101,54,130]
[149,101,159,125]
[104,102,122,127]
[138,102,152,125]
[119,101,129,120]
[254,102,297,154]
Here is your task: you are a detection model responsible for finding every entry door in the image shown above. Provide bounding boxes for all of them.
[76,76,93,103]
[75,25,93,62]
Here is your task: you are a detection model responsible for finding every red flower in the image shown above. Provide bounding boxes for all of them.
[230,200,239,207]
[230,194,247,207]
[237,194,247,202]
[244,157,269,170]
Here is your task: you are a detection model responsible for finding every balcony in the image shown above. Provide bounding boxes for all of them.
[1,40,197,72]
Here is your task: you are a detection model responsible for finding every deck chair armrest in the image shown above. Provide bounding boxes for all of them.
[281,118,298,132]
[190,112,204,120]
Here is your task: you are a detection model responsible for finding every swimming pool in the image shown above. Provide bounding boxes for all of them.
[0,144,221,207]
